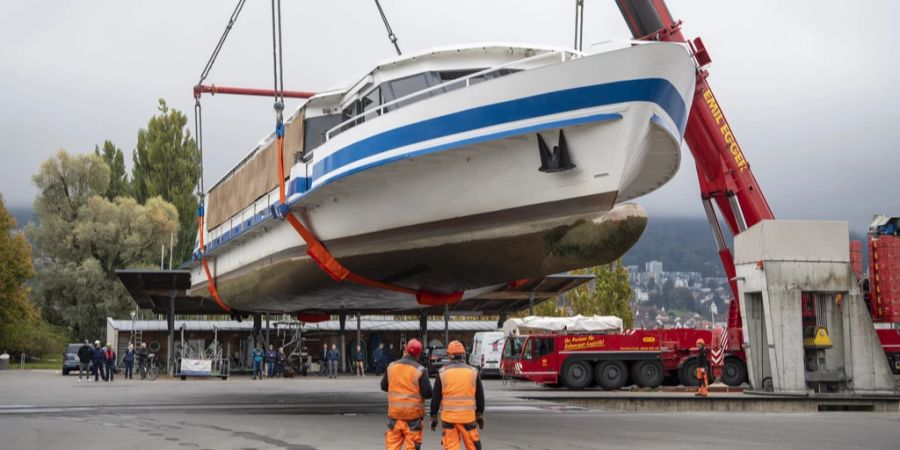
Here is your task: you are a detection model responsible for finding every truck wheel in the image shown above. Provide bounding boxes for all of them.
[561,360,593,390]
[678,358,700,387]
[631,360,664,388]
[721,357,747,387]
[594,361,628,390]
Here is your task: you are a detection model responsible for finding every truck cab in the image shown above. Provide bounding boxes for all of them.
[501,335,561,385]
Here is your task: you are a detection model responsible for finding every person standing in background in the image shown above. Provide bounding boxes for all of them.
[387,343,396,364]
[275,347,286,377]
[91,341,105,382]
[695,338,709,397]
[136,343,149,379]
[252,344,264,380]
[76,340,92,382]
[122,344,135,380]
[320,343,329,377]
[373,343,385,376]
[352,345,365,376]
[103,343,116,383]
[326,344,340,379]
[265,344,277,378]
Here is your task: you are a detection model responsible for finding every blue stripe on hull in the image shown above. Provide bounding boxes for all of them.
[312,77,686,181]
[308,112,623,193]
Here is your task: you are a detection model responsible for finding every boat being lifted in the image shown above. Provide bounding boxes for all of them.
[189,41,696,313]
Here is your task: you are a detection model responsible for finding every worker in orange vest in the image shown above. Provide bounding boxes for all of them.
[381,339,432,450]
[695,338,709,397]
[430,340,485,450]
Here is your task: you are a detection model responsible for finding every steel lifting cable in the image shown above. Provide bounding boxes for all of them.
[574,0,585,51]
[374,0,402,56]
[193,0,249,314]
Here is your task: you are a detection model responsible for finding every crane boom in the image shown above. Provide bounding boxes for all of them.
[615,0,776,331]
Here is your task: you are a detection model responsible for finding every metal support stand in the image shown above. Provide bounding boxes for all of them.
[529,292,535,316]
[444,304,450,345]
[356,314,362,349]
[339,311,347,373]
[265,313,270,346]
[252,314,261,350]
[419,311,428,346]
[167,289,176,376]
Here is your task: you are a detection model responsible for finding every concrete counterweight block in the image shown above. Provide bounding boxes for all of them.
[734,220,895,395]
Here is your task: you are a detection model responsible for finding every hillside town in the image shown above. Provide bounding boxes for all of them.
[626,261,732,330]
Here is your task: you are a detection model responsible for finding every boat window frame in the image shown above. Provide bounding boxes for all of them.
[325,49,570,141]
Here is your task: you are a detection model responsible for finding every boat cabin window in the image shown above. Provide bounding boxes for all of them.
[361,87,381,114]
[535,338,554,358]
[333,68,521,135]
[303,113,342,155]
[381,72,434,111]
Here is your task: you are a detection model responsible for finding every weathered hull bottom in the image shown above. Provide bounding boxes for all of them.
[192,202,648,313]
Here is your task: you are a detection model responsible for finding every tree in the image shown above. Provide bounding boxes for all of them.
[131,99,200,262]
[94,140,128,200]
[533,261,635,328]
[0,194,66,355]
[28,150,179,339]
[669,287,698,313]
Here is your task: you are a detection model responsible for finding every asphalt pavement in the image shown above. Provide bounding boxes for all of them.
[1,370,897,449]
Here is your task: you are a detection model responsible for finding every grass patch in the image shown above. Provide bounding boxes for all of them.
[9,356,64,370]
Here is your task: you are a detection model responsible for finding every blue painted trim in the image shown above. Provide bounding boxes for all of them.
[313,77,685,181]
[287,177,309,197]
[309,112,622,191]
[650,114,680,142]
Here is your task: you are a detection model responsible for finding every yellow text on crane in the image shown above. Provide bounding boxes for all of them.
[703,89,748,172]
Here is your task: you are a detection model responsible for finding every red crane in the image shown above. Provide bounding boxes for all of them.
[615,0,776,333]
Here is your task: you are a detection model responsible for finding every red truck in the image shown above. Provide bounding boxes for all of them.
[501,328,746,389]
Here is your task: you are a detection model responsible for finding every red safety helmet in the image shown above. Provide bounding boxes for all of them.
[696,338,705,346]
[448,340,466,356]
[405,339,423,357]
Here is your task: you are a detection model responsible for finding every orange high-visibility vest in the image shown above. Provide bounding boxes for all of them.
[439,363,478,423]
[387,360,426,420]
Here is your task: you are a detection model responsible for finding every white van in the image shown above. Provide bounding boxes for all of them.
[469,331,505,377]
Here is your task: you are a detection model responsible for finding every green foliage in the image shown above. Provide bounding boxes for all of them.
[28,150,179,340]
[131,99,200,262]
[0,194,68,356]
[532,261,634,328]
[94,140,129,200]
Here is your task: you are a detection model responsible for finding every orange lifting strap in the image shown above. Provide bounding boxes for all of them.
[273,134,463,307]
[197,213,232,313]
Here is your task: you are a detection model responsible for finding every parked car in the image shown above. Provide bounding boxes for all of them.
[425,347,449,377]
[469,331,505,377]
[62,343,83,375]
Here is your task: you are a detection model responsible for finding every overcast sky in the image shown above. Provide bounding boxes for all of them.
[2,1,897,232]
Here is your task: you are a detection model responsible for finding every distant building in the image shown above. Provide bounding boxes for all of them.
[645,260,663,274]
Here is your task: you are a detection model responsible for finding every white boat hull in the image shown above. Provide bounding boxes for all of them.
[190,42,695,312]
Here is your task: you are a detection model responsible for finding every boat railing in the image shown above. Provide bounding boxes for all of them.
[325,49,573,141]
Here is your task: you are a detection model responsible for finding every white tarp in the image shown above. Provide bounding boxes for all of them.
[502,315,623,335]
[180,359,212,376]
